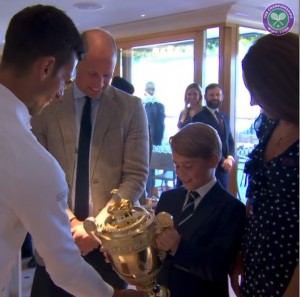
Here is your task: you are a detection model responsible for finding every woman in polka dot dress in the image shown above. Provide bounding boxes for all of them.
[231,33,299,297]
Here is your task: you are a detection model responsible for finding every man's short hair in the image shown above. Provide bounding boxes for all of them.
[205,83,223,94]
[145,81,155,90]
[1,5,84,74]
[170,123,221,160]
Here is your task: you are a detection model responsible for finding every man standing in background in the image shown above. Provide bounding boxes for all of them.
[143,82,166,196]
[192,83,235,189]
[30,29,149,297]
[143,81,165,146]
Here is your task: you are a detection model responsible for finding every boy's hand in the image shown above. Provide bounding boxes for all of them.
[156,227,181,254]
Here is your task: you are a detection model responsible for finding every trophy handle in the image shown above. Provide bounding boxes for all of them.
[83,217,103,245]
[155,212,174,233]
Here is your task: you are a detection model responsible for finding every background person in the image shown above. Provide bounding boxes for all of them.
[111,76,153,158]
[155,123,245,297]
[143,81,165,146]
[177,82,203,130]
[143,81,166,197]
[30,29,149,297]
[230,32,299,297]
[0,4,142,297]
[176,82,203,187]
[111,75,152,205]
[192,83,235,190]
[111,76,135,95]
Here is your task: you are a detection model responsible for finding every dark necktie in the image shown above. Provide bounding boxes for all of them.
[74,96,92,220]
[178,191,200,226]
[215,110,225,138]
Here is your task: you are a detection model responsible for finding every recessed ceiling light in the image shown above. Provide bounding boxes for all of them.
[141,14,146,18]
[74,2,104,11]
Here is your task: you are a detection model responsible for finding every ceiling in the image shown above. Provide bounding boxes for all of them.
[0,0,298,46]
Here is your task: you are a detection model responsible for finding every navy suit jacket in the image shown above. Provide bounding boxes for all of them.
[192,107,235,188]
[192,107,234,160]
[155,183,245,297]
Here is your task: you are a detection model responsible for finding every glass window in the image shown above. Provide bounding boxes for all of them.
[202,27,219,90]
[131,40,194,145]
[236,26,268,201]
[236,27,268,149]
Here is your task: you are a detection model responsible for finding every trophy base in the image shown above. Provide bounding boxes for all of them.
[148,287,170,297]
[139,285,170,297]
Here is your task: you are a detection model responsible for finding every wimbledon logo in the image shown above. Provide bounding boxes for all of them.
[263,3,294,35]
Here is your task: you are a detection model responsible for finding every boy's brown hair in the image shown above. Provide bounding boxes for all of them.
[170,123,221,160]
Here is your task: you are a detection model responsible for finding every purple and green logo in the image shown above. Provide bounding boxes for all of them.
[263,3,294,35]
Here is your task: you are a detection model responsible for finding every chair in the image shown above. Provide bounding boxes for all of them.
[148,145,176,196]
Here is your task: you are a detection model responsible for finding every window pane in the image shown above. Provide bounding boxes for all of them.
[236,26,268,201]
[236,27,268,148]
[203,27,219,89]
[131,40,194,144]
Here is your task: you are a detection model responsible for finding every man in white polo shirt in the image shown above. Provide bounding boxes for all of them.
[0,4,143,297]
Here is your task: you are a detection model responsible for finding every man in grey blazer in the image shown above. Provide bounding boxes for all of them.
[30,29,149,297]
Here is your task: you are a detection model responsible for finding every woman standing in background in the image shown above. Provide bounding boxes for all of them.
[177,83,202,129]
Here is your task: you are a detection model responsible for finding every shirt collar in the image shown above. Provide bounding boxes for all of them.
[191,177,217,198]
[73,82,101,101]
[0,83,31,130]
[206,106,218,115]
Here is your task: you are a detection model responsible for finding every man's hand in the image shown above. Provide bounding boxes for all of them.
[112,289,147,297]
[71,224,99,256]
[222,157,234,172]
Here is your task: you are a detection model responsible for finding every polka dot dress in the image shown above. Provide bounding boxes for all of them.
[242,121,299,297]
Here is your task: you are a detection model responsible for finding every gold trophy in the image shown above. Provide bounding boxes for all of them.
[84,189,173,297]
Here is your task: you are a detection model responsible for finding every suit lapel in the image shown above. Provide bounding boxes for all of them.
[220,112,229,139]
[90,87,117,177]
[177,183,222,239]
[203,107,219,130]
[58,88,77,178]
[204,107,227,138]
[172,188,188,222]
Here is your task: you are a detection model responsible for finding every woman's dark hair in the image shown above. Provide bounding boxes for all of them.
[1,5,84,75]
[242,33,299,125]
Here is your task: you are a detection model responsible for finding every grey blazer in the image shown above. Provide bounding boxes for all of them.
[31,84,149,214]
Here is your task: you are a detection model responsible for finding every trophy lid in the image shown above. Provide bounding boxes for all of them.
[98,189,155,240]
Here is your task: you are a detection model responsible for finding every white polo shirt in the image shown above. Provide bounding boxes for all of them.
[0,84,113,297]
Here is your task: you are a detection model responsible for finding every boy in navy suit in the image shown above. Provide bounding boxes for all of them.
[155,123,245,297]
